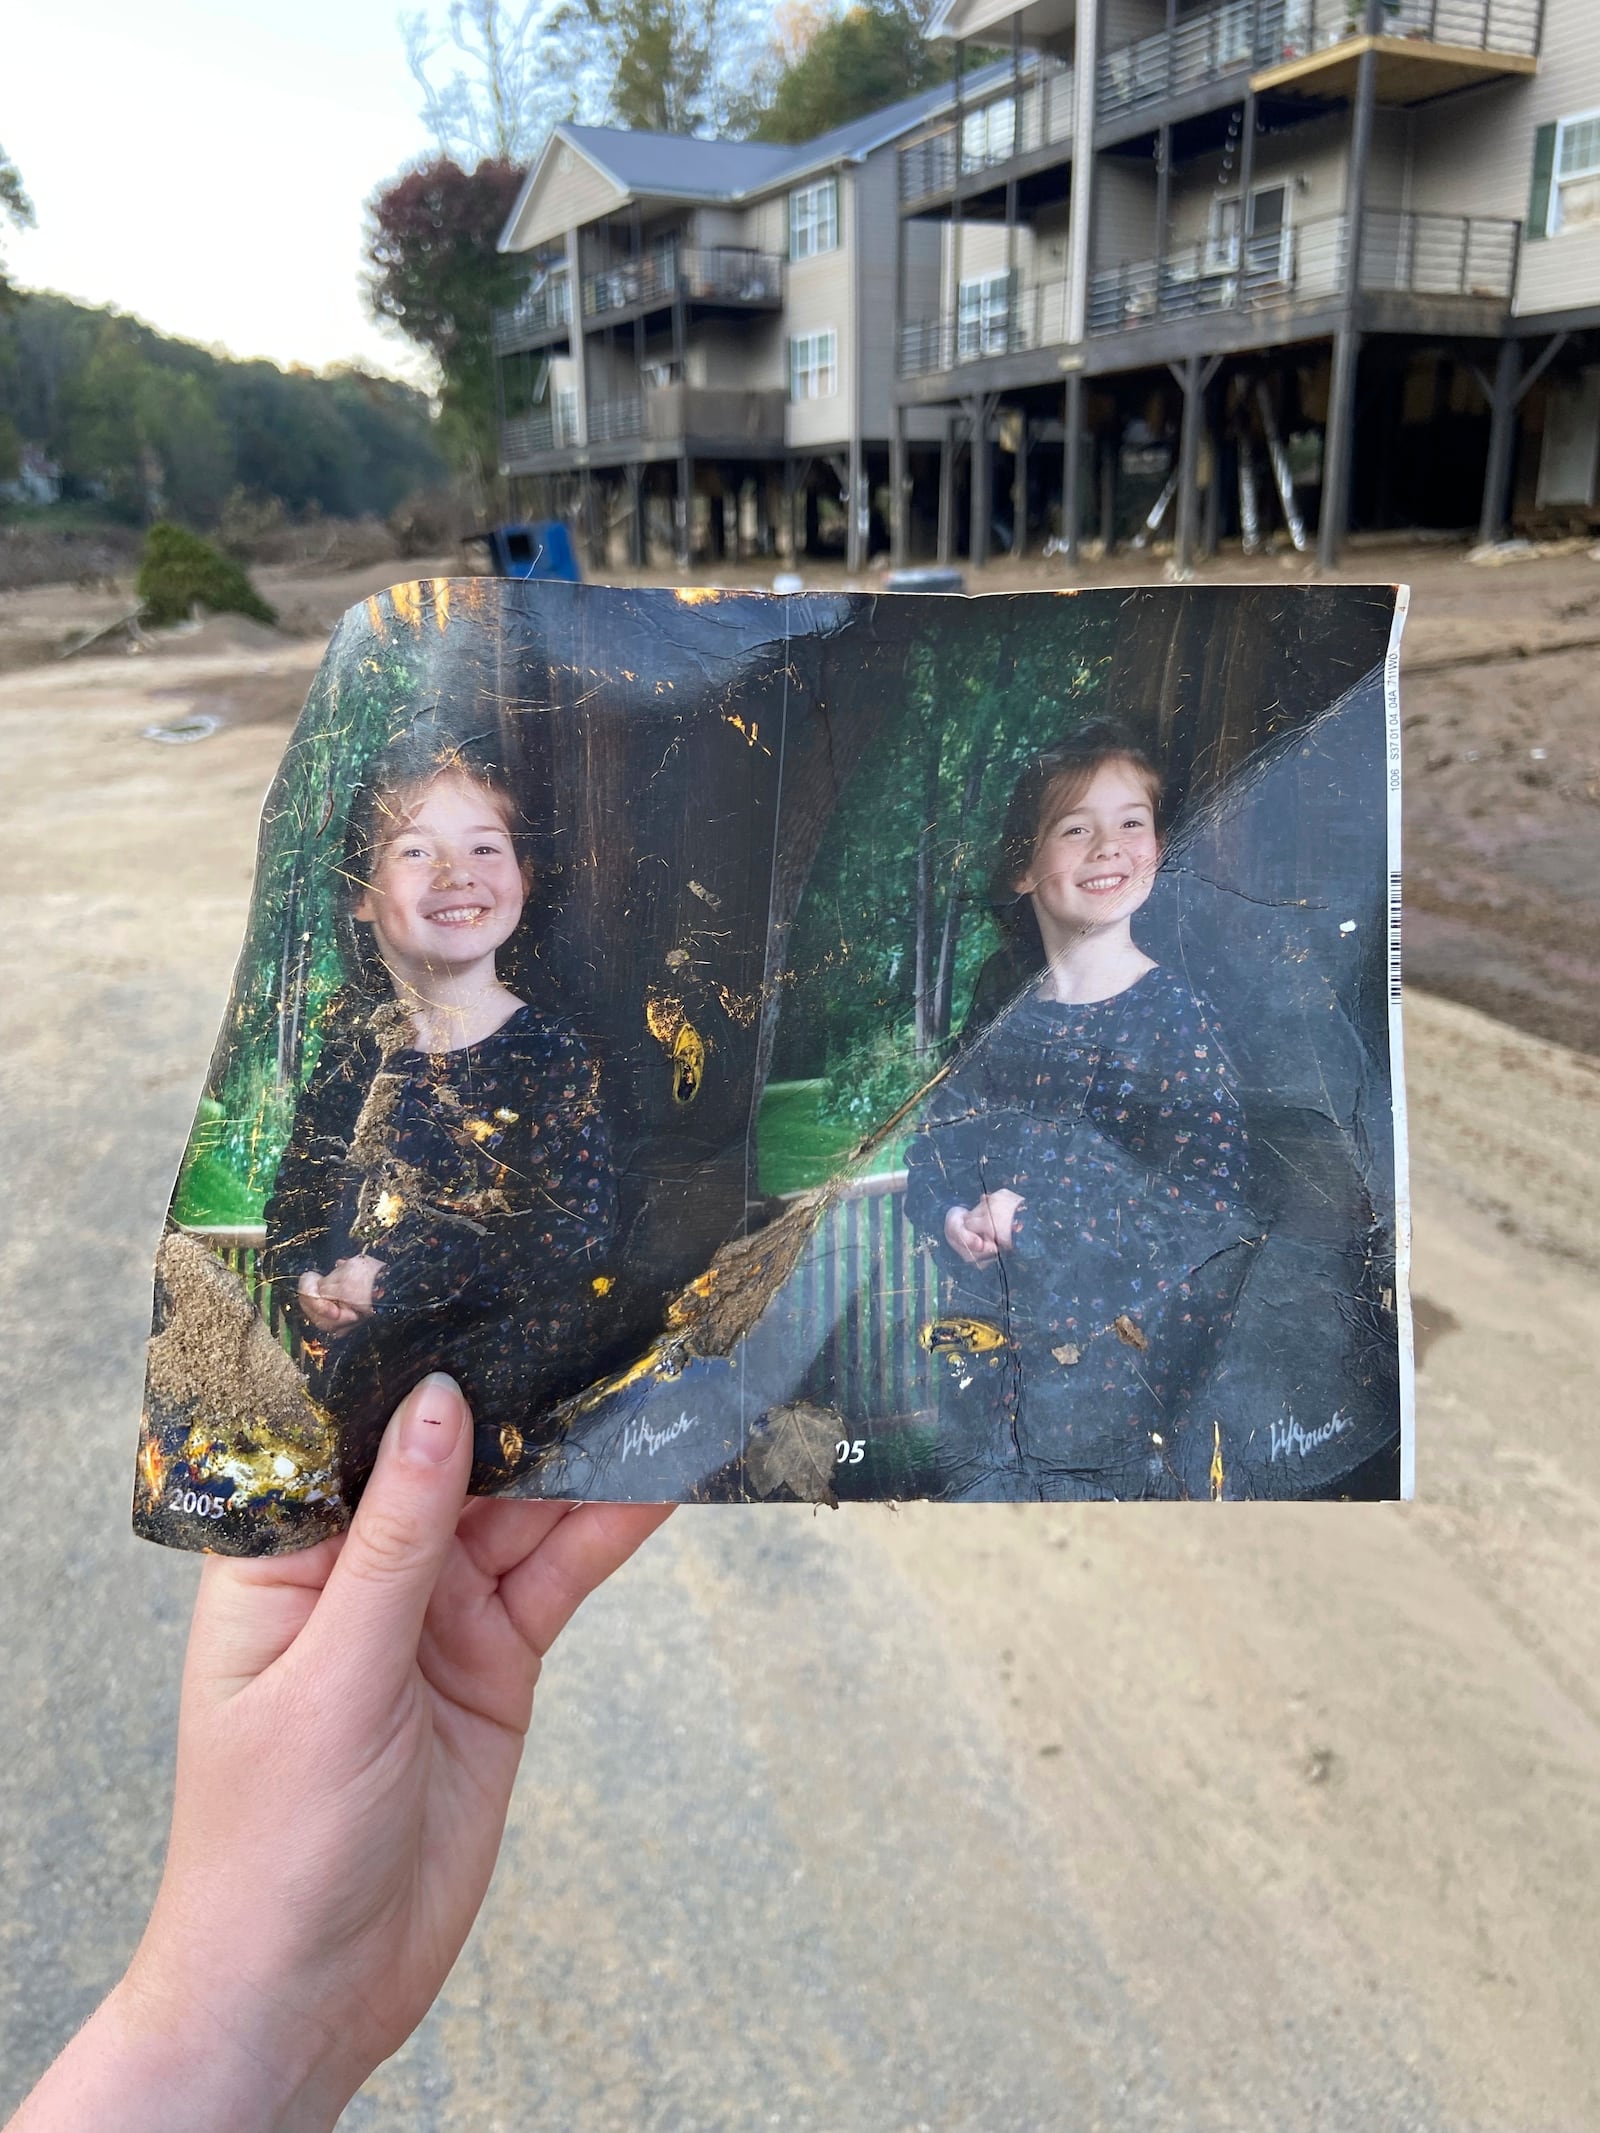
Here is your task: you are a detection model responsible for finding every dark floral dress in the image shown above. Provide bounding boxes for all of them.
[263,1000,616,1488]
[903,965,1260,1500]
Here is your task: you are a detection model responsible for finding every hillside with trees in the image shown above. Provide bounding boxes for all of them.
[0,291,443,529]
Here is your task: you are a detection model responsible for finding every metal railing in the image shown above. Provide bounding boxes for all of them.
[491,274,572,353]
[1360,208,1519,296]
[1097,0,1261,120]
[1085,208,1516,335]
[1095,0,1539,124]
[501,388,582,461]
[503,384,786,459]
[901,208,1517,369]
[898,57,1075,205]
[1257,0,1540,64]
[582,245,782,320]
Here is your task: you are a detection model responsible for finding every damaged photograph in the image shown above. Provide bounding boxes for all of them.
[135,575,1410,1552]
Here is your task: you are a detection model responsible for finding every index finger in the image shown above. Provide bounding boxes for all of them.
[497,1502,674,1660]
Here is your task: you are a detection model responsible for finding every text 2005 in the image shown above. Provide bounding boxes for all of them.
[166,1488,228,1519]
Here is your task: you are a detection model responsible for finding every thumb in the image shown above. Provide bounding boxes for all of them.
[298,1372,472,1703]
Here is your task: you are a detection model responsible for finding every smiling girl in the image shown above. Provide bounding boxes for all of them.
[262,721,616,1490]
[903,725,1258,1500]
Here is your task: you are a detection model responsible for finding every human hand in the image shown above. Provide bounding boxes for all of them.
[296,1268,362,1337]
[317,1252,385,1319]
[943,1191,1023,1264]
[976,1189,1023,1253]
[13,1375,671,2133]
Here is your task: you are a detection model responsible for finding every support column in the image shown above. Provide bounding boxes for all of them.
[937,414,957,564]
[1173,355,1203,575]
[627,462,644,567]
[1099,420,1118,555]
[969,395,994,568]
[846,432,867,573]
[1319,327,1361,573]
[1202,377,1223,557]
[1477,336,1521,546]
[1066,0,1100,349]
[1012,419,1028,558]
[675,451,692,570]
[1318,11,1380,570]
[1234,92,1256,307]
[890,404,909,565]
[1061,370,1084,561]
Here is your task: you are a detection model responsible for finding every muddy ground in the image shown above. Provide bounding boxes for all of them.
[2,543,1599,2126]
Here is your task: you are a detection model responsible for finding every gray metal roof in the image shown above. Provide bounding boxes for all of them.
[558,125,796,201]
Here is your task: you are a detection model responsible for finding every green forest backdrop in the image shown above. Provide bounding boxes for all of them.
[174,592,1123,1222]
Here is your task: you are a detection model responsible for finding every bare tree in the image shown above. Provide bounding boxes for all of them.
[403,0,573,163]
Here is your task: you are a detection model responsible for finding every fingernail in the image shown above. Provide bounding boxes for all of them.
[399,1372,466,1465]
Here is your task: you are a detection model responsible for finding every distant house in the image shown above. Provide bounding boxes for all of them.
[0,445,62,508]
[888,0,1600,568]
[494,73,1008,569]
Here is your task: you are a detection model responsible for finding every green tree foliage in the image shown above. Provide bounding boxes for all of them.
[576,0,725,132]
[0,142,34,307]
[137,522,278,627]
[0,293,444,526]
[740,1,950,143]
[777,602,1121,1131]
[174,601,444,1220]
[364,156,527,476]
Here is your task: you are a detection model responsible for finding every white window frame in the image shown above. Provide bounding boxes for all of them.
[957,270,1014,359]
[1550,108,1600,236]
[789,328,838,400]
[789,179,839,261]
[1206,182,1291,276]
[960,95,1016,175]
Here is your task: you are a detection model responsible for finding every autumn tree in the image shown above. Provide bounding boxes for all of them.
[363,156,527,478]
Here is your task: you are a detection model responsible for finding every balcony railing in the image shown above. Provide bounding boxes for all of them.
[1097,0,1260,120]
[491,275,572,353]
[1086,208,1517,334]
[500,388,581,461]
[1258,0,1539,66]
[898,57,1075,206]
[581,246,782,320]
[899,209,1516,372]
[1095,0,1539,125]
[502,384,786,461]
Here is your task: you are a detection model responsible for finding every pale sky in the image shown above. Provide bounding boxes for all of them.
[5,0,454,381]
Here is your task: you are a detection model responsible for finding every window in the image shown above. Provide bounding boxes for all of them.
[789,329,838,400]
[1206,184,1290,275]
[789,180,839,261]
[957,272,1014,359]
[1551,111,1600,234]
[960,95,1016,175]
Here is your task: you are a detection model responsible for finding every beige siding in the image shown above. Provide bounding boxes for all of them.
[1406,0,1600,316]
[1101,0,1165,51]
[783,168,854,449]
[505,145,625,253]
[854,152,908,438]
[1092,159,1158,267]
[1165,110,1405,256]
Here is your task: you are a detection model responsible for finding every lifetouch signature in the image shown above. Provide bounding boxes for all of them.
[1269,1409,1353,1462]
[620,1411,698,1462]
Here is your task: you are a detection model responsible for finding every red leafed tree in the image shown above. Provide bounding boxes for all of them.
[364,156,526,478]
